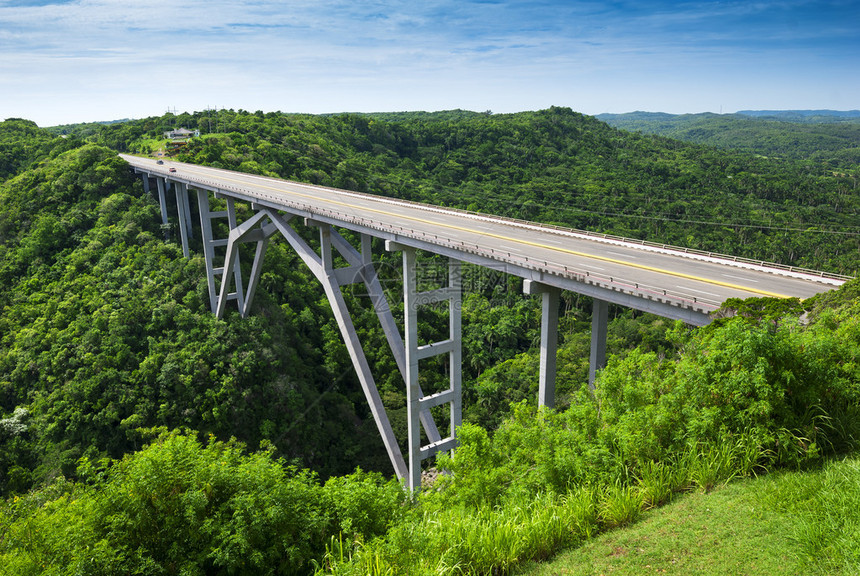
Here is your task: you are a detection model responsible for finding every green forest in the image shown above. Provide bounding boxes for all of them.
[1,109,859,575]
[598,110,860,166]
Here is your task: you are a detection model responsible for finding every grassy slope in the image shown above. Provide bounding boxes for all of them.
[519,455,860,576]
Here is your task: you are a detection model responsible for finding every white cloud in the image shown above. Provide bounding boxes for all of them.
[1,0,858,125]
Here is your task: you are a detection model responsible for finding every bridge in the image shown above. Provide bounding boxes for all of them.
[121,154,849,491]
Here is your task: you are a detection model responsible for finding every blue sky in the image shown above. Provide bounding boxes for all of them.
[1,0,858,126]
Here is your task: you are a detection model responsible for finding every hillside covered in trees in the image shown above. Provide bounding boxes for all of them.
[1,109,859,574]
[105,108,859,272]
[598,110,860,167]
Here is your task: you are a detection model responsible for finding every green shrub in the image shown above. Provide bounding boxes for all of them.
[94,431,331,575]
[434,422,512,507]
[599,481,644,528]
[635,459,676,508]
[322,468,407,541]
[0,431,335,576]
[0,480,100,576]
[676,318,854,466]
[595,347,685,466]
[598,315,860,473]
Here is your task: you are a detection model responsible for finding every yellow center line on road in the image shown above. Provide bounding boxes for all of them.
[173,162,790,299]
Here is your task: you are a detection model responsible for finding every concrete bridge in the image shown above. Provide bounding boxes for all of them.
[122,154,849,491]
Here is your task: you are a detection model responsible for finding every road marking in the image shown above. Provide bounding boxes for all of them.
[136,159,793,299]
[581,264,606,271]
[677,286,720,297]
[607,251,635,258]
[722,273,758,283]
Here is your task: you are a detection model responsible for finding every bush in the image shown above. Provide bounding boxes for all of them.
[322,468,407,541]
[1,431,334,576]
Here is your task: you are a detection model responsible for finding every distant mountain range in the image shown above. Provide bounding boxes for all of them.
[595,110,860,165]
[597,110,860,124]
[735,110,860,122]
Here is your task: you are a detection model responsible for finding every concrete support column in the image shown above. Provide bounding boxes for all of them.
[524,280,560,409]
[174,182,191,258]
[589,298,609,389]
[448,259,463,439]
[196,189,219,312]
[182,184,193,233]
[539,287,560,408]
[155,177,170,238]
[402,247,422,493]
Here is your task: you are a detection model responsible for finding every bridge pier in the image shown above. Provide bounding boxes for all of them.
[523,280,560,408]
[215,208,277,318]
[196,191,248,314]
[525,280,610,406]
[392,244,462,492]
[199,205,463,489]
[154,178,170,238]
[174,182,193,258]
[589,299,609,389]
[142,175,171,239]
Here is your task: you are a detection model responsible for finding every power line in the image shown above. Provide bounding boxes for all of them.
[176,111,860,237]
[422,188,860,236]
[559,208,860,236]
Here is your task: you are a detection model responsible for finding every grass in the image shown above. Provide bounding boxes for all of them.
[312,449,860,576]
[764,456,860,573]
[135,137,169,155]
[517,455,860,576]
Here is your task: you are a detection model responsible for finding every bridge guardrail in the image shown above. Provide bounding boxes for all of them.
[129,159,845,312]
[190,175,723,313]
[334,193,853,283]
[130,157,852,283]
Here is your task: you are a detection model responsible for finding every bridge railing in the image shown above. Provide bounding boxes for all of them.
[134,159,852,283]
[366,199,853,283]
[174,173,722,312]
[137,164,847,313]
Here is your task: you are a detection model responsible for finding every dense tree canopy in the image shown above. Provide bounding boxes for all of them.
[111,108,860,273]
[3,109,859,495]
[1,108,858,574]
[598,111,860,167]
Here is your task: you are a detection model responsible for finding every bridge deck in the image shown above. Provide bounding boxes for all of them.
[121,154,847,325]
[122,153,850,489]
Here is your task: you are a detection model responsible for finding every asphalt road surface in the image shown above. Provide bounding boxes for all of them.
[121,154,847,316]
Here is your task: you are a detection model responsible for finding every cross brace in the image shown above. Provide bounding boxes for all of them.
[183,193,461,489]
[146,178,607,490]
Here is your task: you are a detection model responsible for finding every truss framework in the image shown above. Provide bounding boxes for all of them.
[142,175,607,490]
